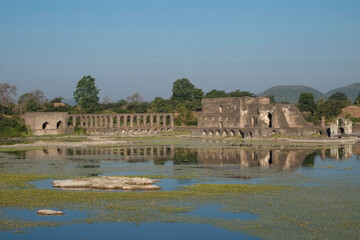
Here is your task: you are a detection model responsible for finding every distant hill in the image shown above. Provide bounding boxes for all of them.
[257,85,323,104]
[258,83,360,104]
[322,83,360,102]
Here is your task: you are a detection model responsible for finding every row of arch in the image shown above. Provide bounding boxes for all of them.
[201,129,279,138]
[42,121,64,130]
[68,114,174,129]
[86,127,173,135]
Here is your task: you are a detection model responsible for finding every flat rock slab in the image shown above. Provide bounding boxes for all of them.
[52,176,161,191]
[37,209,65,216]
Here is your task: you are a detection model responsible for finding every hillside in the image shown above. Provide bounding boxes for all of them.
[257,85,323,104]
[322,83,360,102]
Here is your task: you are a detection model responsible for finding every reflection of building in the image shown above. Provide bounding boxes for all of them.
[25,146,175,162]
[197,148,312,171]
[192,97,319,138]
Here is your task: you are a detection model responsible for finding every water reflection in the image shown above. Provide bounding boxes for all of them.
[2,145,356,173]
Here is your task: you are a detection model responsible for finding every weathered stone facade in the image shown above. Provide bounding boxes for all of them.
[25,112,174,136]
[192,97,319,138]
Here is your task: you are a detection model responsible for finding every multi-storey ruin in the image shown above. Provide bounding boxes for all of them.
[192,97,320,138]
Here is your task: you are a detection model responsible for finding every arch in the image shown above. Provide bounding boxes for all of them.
[42,122,49,130]
[208,130,214,137]
[56,121,64,129]
[239,130,244,138]
[219,120,223,128]
[146,115,151,125]
[268,113,272,128]
[219,105,223,113]
[229,130,235,137]
[340,127,345,135]
[153,129,158,134]
[215,130,221,137]
[326,128,331,137]
[248,132,253,138]
[140,115,144,126]
[338,118,344,126]
[222,130,228,137]
[271,130,276,135]
[166,115,171,126]
[202,130,207,137]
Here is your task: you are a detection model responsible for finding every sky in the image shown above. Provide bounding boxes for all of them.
[0,0,360,102]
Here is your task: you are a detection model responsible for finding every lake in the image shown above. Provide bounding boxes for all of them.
[0,139,359,239]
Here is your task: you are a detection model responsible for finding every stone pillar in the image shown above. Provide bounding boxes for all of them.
[95,116,98,128]
[156,115,160,127]
[163,115,166,127]
[110,115,114,128]
[170,114,174,128]
[137,115,140,126]
[150,115,154,127]
[130,116,133,127]
[321,116,326,128]
[72,116,76,128]
[117,116,120,128]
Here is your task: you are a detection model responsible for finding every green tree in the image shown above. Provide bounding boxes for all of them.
[228,89,255,97]
[297,93,317,113]
[73,75,100,113]
[170,78,204,102]
[317,92,351,121]
[267,95,276,104]
[150,97,173,113]
[328,92,348,101]
[204,89,228,98]
[354,91,360,105]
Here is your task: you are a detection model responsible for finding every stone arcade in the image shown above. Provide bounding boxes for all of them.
[25,112,174,136]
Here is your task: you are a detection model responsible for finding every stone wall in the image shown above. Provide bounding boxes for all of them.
[25,112,69,135]
[193,97,319,138]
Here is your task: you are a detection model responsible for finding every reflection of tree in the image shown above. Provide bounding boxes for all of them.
[302,152,317,167]
[173,148,198,164]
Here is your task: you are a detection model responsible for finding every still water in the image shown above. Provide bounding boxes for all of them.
[0,143,359,239]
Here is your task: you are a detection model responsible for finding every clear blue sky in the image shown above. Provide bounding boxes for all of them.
[1,0,359,101]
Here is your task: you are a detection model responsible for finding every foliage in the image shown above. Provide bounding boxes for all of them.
[0,83,17,115]
[228,89,255,97]
[204,90,228,98]
[354,91,360,105]
[73,75,100,113]
[317,92,351,122]
[126,93,144,103]
[170,78,204,102]
[174,104,197,126]
[297,93,316,113]
[267,95,276,103]
[204,89,255,99]
[17,90,47,113]
[0,115,28,137]
[150,97,173,113]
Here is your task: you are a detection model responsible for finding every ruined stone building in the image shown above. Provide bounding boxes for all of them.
[192,97,319,138]
[25,112,174,136]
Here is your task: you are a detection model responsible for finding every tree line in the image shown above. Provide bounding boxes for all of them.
[0,76,255,131]
[1,75,359,136]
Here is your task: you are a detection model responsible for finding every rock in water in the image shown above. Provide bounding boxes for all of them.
[37,209,65,216]
[52,176,161,191]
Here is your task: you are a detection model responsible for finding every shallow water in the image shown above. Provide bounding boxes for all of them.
[1,142,360,239]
